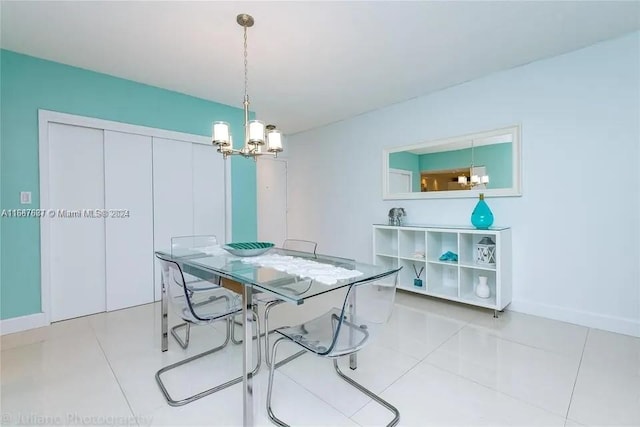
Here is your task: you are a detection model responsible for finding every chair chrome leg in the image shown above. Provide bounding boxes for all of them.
[170,323,191,349]
[266,337,291,427]
[333,358,400,427]
[231,317,243,345]
[156,310,262,407]
[264,299,284,368]
[267,339,400,427]
[231,311,268,345]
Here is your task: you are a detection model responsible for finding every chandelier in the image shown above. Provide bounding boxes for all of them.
[211,14,283,159]
[458,169,489,187]
[458,139,489,188]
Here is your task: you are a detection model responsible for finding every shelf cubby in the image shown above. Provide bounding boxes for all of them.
[399,229,426,260]
[375,255,398,271]
[374,227,398,257]
[427,262,458,297]
[460,267,497,307]
[459,232,498,268]
[426,231,458,263]
[398,258,427,292]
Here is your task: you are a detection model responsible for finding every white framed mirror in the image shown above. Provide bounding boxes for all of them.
[383,125,522,199]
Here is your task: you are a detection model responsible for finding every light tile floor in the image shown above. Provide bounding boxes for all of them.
[1,291,638,426]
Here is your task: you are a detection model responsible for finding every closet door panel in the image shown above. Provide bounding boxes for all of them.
[104,131,154,311]
[49,123,105,321]
[192,143,226,243]
[152,137,194,300]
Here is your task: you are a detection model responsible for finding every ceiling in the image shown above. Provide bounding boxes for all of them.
[2,1,639,135]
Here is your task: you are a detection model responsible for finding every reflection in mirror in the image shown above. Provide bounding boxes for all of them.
[384,125,521,199]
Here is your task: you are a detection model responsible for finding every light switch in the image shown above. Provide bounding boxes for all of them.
[20,191,32,204]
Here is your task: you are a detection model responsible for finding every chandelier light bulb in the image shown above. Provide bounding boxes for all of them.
[267,129,283,152]
[248,120,266,145]
[212,121,231,146]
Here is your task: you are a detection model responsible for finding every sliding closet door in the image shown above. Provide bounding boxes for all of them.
[104,131,154,311]
[152,137,194,300]
[193,143,226,241]
[49,123,105,321]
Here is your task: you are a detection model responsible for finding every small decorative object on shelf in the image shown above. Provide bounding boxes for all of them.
[475,237,496,265]
[388,207,406,226]
[475,275,491,298]
[438,251,458,262]
[471,193,494,229]
[412,251,425,259]
[413,264,424,288]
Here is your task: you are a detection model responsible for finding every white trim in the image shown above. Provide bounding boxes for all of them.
[0,313,48,335]
[37,109,231,330]
[38,110,211,145]
[509,299,640,338]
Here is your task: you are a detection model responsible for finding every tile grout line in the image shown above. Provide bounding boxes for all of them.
[275,340,422,423]
[465,321,588,361]
[347,320,467,422]
[87,320,140,426]
[424,361,569,421]
[274,352,365,420]
[418,323,578,420]
[275,304,472,423]
[564,327,589,422]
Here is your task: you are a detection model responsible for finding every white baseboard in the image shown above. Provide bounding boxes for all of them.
[0,313,49,336]
[509,299,640,338]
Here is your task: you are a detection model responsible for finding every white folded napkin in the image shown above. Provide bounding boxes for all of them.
[241,254,363,285]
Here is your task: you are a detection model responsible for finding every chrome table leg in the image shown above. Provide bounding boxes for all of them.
[161,271,168,352]
[348,288,357,370]
[243,283,254,426]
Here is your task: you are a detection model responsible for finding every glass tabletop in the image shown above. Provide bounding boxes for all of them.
[155,247,396,305]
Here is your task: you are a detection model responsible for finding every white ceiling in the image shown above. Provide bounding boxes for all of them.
[2,1,639,134]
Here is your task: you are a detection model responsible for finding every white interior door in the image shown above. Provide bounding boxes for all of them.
[257,158,287,245]
[192,143,226,243]
[389,168,412,193]
[104,130,154,311]
[152,137,194,300]
[49,123,106,321]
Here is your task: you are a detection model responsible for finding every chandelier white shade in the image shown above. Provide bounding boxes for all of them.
[211,14,283,159]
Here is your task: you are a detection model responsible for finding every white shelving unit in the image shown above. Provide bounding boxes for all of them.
[373,224,512,313]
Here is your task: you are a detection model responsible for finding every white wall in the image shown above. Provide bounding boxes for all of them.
[287,32,640,337]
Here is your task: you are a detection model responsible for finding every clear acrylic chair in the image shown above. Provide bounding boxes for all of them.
[281,239,318,254]
[231,239,319,368]
[266,267,402,427]
[155,253,261,406]
[170,235,223,349]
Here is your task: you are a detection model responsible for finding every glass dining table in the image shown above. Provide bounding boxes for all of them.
[155,246,395,426]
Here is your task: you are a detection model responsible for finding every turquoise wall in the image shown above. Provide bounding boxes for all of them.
[0,50,257,320]
[419,143,512,189]
[388,151,420,191]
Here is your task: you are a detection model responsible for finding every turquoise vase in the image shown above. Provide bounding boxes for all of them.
[471,193,494,229]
